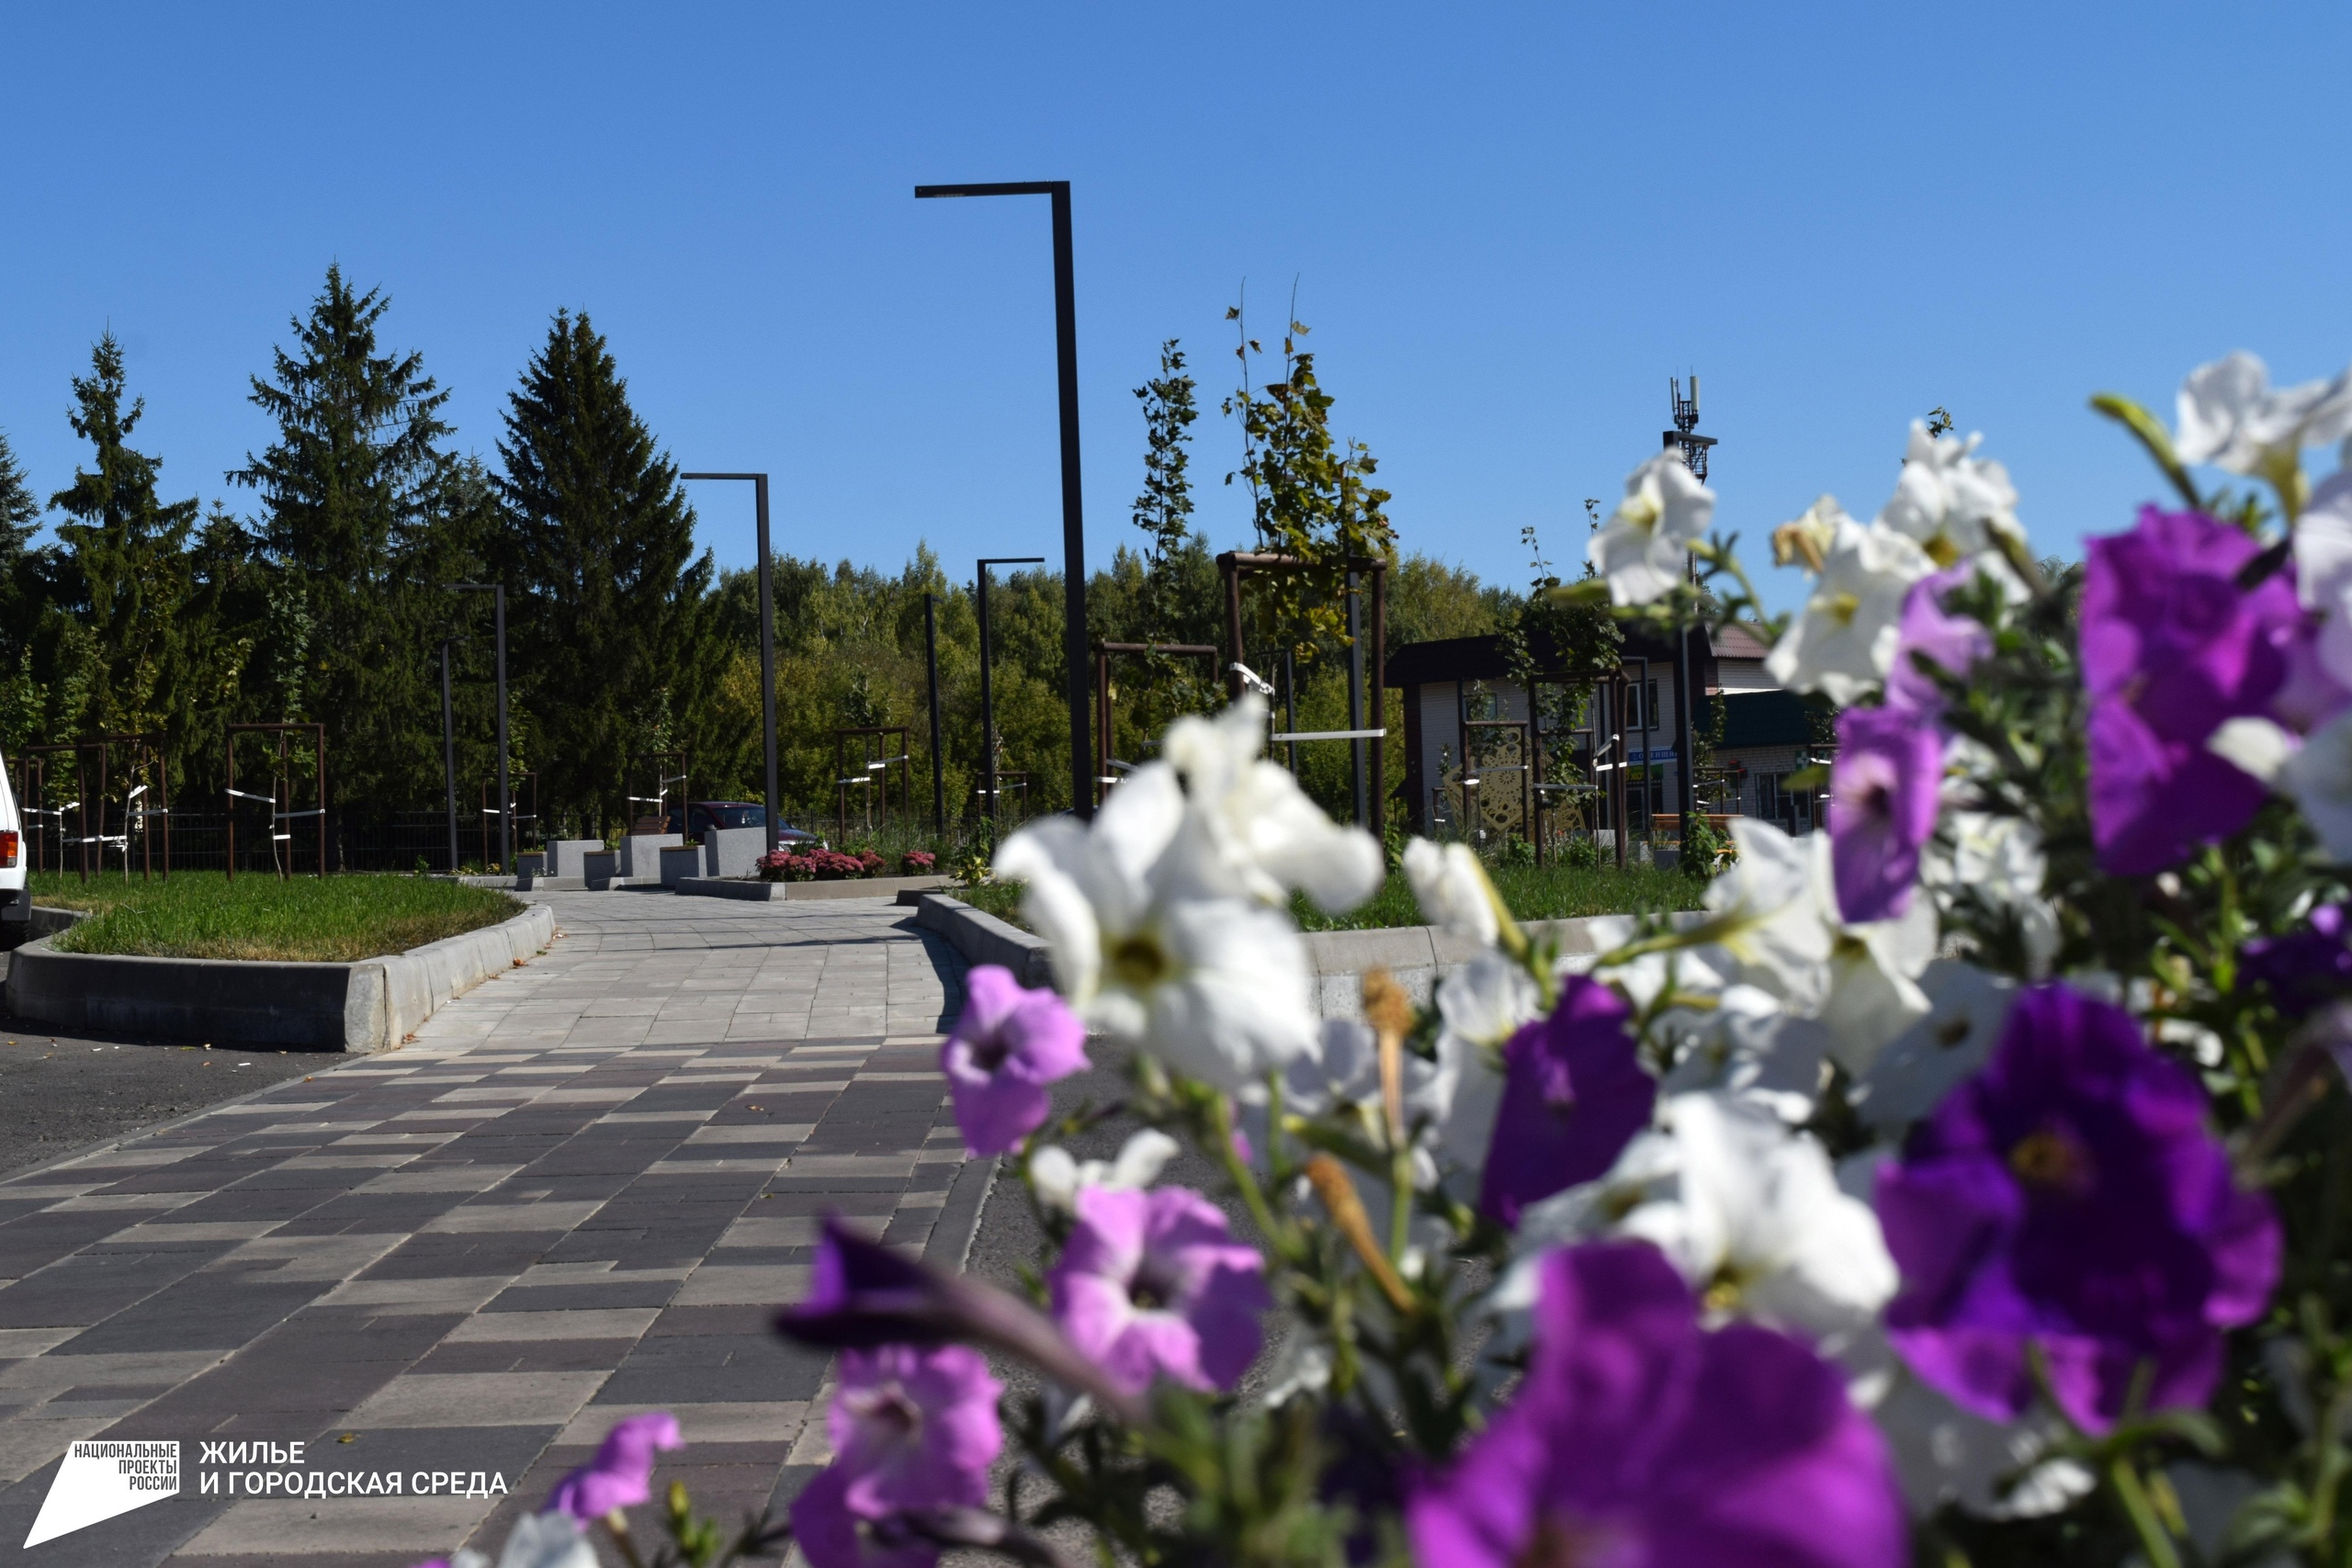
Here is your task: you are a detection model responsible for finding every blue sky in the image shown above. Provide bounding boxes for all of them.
[3,4,2348,612]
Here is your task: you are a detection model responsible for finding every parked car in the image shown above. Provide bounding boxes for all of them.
[0,749,22,928]
[662,801,818,844]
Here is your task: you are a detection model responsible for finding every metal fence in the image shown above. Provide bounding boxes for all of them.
[21,810,544,878]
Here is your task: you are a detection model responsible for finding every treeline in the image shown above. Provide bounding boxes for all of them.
[0,273,1524,846]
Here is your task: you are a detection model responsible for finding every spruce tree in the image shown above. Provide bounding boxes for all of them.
[46,334,199,741]
[493,310,711,836]
[232,265,456,815]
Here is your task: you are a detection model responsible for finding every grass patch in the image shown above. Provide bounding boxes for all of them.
[942,863,1701,936]
[35,872,522,962]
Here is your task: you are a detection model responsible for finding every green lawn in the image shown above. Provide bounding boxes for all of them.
[31,872,522,963]
[944,861,1701,935]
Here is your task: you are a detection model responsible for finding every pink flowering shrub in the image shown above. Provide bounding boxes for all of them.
[757,847,875,882]
[901,850,937,874]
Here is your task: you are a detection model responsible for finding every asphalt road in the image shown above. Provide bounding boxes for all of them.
[0,951,326,1177]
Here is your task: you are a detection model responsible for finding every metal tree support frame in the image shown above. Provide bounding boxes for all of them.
[15,746,77,875]
[1217,551,1389,836]
[834,727,913,842]
[225,722,326,882]
[1091,641,1220,807]
[627,751,688,836]
[23,738,171,884]
[482,773,541,871]
[82,738,171,884]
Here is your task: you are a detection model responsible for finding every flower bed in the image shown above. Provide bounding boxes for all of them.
[757,847,884,882]
[435,353,2352,1568]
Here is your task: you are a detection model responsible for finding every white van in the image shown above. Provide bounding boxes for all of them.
[0,750,23,927]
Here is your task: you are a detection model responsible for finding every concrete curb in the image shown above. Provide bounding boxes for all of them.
[680,874,953,903]
[922,1156,999,1274]
[900,892,1055,987]
[6,903,557,1053]
[1299,916,1615,1016]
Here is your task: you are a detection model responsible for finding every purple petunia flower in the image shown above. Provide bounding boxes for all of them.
[2081,505,2301,875]
[543,1409,682,1519]
[789,1344,1002,1568]
[1477,976,1656,1227]
[2242,904,2352,1019]
[1886,563,1994,717]
[777,1216,1150,1426]
[1049,1184,1270,1393]
[1876,983,2280,1434]
[1408,1241,1906,1568]
[940,964,1090,1156]
[1829,705,1946,925]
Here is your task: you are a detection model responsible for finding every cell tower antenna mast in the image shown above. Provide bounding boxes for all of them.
[1664,375,1717,484]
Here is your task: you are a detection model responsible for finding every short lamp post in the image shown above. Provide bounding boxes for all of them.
[445,584,508,871]
[977,556,1045,829]
[915,179,1093,819]
[682,472,782,856]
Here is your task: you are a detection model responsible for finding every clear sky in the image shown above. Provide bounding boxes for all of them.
[3,3,2347,611]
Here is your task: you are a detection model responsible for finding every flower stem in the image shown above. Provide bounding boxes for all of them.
[2105,1455,2182,1568]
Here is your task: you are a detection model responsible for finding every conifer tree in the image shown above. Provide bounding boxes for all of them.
[232,265,457,814]
[46,334,199,741]
[493,310,711,836]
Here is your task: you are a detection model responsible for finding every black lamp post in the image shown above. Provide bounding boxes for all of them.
[682,472,782,856]
[439,637,461,873]
[924,592,945,836]
[915,179,1093,819]
[976,556,1046,829]
[445,584,508,870]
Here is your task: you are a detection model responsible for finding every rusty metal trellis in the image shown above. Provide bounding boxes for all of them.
[1217,551,1389,836]
[1091,641,1220,808]
[834,727,911,842]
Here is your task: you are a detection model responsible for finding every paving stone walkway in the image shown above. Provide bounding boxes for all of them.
[0,891,977,1567]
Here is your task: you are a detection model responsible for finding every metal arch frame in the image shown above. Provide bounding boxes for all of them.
[627,750,690,836]
[1216,550,1390,837]
[1089,641,1220,807]
[225,722,326,882]
[833,727,912,843]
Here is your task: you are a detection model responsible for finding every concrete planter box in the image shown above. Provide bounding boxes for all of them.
[5,903,558,1053]
[544,840,605,878]
[680,874,951,903]
[659,844,705,888]
[904,892,1055,987]
[900,890,1668,1020]
[699,826,769,880]
[619,833,682,877]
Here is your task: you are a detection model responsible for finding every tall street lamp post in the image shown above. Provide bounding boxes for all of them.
[438,637,461,873]
[976,557,1045,829]
[446,584,509,870]
[915,179,1093,819]
[924,592,945,837]
[682,472,782,856]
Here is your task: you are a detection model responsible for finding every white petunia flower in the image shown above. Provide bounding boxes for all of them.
[1852,960,2015,1132]
[2279,705,2352,861]
[1878,421,2024,565]
[1855,1349,2094,1520]
[1696,819,1835,1010]
[1766,518,1935,704]
[1161,694,1384,912]
[1815,862,1939,1077]
[1921,809,2057,975]
[1027,1130,1182,1216]
[1657,983,1829,1125]
[1589,450,1715,605]
[2295,469,2352,685]
[449,1512,600,1568]
[996,765,1317,1089]
[2177,350,2352,477]
[1420,951,1542,1175]
[1501,1092,1895,1350]
[1403,838,1499,946]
